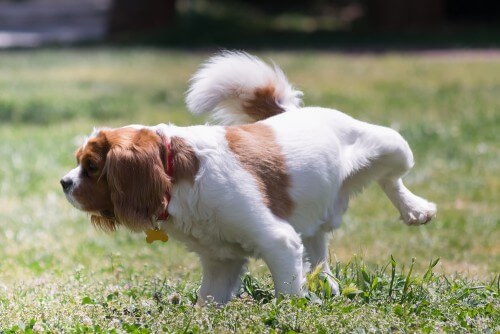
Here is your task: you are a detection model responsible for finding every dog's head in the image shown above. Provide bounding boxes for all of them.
[60,127,172,232]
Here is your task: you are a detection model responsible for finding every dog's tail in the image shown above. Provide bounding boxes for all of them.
[186,51,303,125]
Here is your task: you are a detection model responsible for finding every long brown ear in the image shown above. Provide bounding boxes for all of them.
[105,129,171,232]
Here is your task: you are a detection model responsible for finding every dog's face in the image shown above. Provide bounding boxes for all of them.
[60,127,171,232]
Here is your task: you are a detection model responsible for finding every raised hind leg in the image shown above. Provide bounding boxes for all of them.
[370,127,436,225]
[344,124,436,225]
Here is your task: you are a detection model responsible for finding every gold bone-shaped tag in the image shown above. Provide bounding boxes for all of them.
[145,229,169,244]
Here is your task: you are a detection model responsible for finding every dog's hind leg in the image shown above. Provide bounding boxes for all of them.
[371,128,436,225]
[303,232,339,295]
[379,177,436,225]
[344,125,436,225]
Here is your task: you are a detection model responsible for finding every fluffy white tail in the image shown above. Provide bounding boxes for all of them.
[186,51,303,125]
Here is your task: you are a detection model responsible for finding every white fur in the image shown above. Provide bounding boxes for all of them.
[62,166,84,210]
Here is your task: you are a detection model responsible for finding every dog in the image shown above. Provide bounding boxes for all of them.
[60,52,436,304]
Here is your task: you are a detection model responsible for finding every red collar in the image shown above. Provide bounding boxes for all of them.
[157,135,173,221]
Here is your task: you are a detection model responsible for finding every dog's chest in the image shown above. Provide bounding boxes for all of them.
[158,145,263,260]
[165,218,252,260]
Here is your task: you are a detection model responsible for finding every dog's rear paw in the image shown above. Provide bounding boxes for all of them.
[401,199,436,225]
[327,276,340,296]
[318,273,340,296]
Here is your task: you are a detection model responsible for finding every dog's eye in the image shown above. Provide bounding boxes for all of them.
[87,162,98,173]
[82,161,98,177]
[81,168,89,178]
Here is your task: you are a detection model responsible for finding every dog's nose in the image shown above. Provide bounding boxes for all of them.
[60,178,73,192]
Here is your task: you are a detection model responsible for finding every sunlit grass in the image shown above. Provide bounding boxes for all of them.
[0,49,498,331]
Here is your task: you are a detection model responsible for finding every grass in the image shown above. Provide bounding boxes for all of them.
[0,49,498,332]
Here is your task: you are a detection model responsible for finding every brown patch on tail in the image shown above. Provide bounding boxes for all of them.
[242,85,285,122]
[225,123,294,219]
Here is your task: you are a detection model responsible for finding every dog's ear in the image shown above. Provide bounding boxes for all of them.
[105,129,171,231]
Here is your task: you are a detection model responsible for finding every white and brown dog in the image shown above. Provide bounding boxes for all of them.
[61,52,436,304]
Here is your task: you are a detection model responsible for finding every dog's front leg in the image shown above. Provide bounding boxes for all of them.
[198,256,247,305]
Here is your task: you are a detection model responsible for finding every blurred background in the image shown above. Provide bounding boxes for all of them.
[0,0,499,49]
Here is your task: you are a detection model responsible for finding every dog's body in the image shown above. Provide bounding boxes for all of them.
[61,52,436,304]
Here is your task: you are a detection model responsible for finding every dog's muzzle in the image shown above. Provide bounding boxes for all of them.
[60,177,73,193]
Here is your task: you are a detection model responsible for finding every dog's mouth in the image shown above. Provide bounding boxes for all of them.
[99,210,115,219]
[63,192,84,211]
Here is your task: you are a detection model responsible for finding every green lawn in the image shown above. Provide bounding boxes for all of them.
[0,49,498,332]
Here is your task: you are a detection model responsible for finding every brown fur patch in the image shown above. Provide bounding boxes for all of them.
[242,85,285,121]
[225,123,294,219]
[170,136,200,182]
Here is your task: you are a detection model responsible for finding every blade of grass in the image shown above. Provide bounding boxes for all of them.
[401,257,415,303]
[389,255,397,299]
